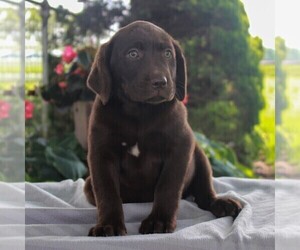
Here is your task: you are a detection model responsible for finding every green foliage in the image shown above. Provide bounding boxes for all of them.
[280,75,300,168]
[194,132,255,178]
[50,1,125,46]
[275,43,300,173]
[45,146,86,180]
[25,91,88,182]
[255,64,275,166]
[76,1,125,37]
[189,101,239,142]
[275,37,287,125]
[26,133,87,182]
[261,63,275,77]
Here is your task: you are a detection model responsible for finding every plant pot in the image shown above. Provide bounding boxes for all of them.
[72,101,93,150]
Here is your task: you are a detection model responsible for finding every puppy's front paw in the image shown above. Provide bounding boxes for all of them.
[210,197,242,219]
[139,215,176,234]
[88,223,127,237]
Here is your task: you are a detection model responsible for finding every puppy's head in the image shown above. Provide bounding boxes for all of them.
[87,21,187,105]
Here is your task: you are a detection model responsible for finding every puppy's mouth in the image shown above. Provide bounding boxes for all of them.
[145,95,167,104]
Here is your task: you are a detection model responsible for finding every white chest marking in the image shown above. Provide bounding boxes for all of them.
[128,143,140,157]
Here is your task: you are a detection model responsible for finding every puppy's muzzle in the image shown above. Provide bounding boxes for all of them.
[151,76,168,89]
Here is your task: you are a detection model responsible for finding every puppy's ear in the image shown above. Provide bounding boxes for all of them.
[173,40,187,101]
[87,42,112,105]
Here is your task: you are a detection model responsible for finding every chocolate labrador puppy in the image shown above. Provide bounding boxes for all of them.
[84,20,242,236]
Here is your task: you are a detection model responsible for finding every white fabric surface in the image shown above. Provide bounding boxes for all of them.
[275,180,300,250]
[3,177,300,250]
[0,182,25,250]
[17,177,277,250]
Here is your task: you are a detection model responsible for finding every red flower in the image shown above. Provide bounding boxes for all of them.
[25,100,34,120]
[0,100,11,120]
[58,81,68,89]
[182,94,189,105]
[55,63,64,75]
[62,46,77,64]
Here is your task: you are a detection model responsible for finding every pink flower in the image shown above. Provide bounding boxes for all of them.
[58,81,68,89]
[0,100,11,120]
[25,100,34,120]
[55,63,64,75]
[62,46,77,64]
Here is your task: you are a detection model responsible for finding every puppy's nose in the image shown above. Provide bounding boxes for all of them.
[151,77,167,89]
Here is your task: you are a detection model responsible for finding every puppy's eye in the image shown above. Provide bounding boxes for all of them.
[127,49,140,59]
[164,49,173,59]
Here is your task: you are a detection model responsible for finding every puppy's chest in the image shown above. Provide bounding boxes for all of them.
[119,139,160,167]
[119,130,169,160]
[118,132,168,174]
[119,141,162,194]
[121,141,141,158]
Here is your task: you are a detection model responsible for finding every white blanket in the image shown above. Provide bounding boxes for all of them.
[1,177,299,250]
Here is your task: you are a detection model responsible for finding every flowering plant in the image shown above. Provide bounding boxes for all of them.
[41,46,96,107]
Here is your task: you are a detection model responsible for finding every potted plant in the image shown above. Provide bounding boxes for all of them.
[42,46,96,149]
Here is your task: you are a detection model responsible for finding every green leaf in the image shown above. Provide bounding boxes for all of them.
[56,133,80,151]
[45,146,87,180]
[194,131,254,178]
[211,158,245,178]
[236,163,256,178]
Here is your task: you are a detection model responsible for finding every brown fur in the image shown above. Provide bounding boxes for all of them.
[84,21,242,237]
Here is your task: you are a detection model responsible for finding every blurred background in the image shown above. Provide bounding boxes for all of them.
[0,0,299,182]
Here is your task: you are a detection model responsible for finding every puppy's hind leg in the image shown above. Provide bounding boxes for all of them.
[191,145,242,219]
[84,176,96,206]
